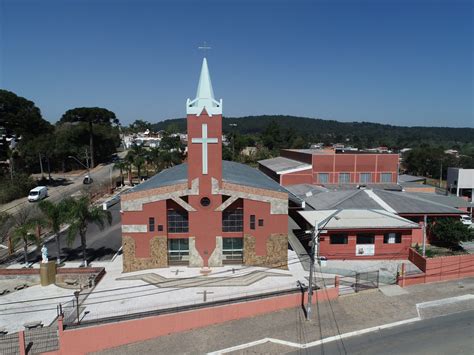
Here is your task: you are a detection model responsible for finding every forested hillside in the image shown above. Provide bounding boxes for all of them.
[151,115,474,149]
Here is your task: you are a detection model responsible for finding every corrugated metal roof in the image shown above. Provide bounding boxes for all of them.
[372,190,463,214]
[285,184,328,198]
[408,192,474,208]
[398,174,426,183]
[299,209,420,230]
[126,161,290,194]
[257,156,311,174]
[303,190,383,210]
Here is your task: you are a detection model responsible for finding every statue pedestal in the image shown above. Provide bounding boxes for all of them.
[40,261,56,286]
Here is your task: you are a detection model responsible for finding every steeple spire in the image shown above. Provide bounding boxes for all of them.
[196,58,215,101]
[187,58,222,116]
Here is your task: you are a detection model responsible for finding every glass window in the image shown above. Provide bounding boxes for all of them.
[168,238,189,263]
[384,232,401,244]
[158,225,163,232]
[148,217,155,232]
[360,173,372,184]
[330,234,348,244]
[356,234,375,244]
[339,173,350,184]
[222,208,243,232]
[250,215,256,230]
[381,173,392,183]
[167,209,189,233]
[223,238,243,261]
[319,173,329,184]
[258,219,264,227]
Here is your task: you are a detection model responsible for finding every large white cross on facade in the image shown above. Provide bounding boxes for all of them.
[191,123,218,175]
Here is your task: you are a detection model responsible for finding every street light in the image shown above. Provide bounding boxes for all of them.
[68,155,90,176]
[306,210,341,321]
[229,123,238,160]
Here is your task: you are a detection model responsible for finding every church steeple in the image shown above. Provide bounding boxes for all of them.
[186,58,222,116]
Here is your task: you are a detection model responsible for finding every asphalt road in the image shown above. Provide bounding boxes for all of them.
[291,310,474,355]
[7,202,122,266]
[0,160,122,263]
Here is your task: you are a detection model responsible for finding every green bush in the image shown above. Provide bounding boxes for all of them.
[0,174,36,204]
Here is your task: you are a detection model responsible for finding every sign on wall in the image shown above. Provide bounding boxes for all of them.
[356,244,375,256]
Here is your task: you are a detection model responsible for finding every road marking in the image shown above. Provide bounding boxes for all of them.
[208,294,474,354]
[416,294,474,318]
[207,317,421,354]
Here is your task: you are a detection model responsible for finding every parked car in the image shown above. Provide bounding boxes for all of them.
[460,215,472,226]
[28,186,48,202]
[83,175,93,185]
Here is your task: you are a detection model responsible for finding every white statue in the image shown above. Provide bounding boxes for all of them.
[41,245,48,263]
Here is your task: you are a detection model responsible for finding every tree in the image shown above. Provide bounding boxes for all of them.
[113,161,128,186]
[64,195,112,266]
[38,200,68,264]
[58,107,119,168]
[129,119,152,133]
[0,90,52,142]
[9,206,38,265]
[428,218,473,248]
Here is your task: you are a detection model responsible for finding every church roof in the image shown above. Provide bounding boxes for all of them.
[186,58,222,116]
[127,161,290,194]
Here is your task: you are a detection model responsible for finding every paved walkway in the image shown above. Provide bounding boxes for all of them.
[95,278,474,355]
[118,270,292,288]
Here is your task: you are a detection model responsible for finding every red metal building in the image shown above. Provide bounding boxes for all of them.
[121,58,289,272]
[259,149,399,187]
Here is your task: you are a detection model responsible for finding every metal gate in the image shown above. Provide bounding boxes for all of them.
[339,270,379,295]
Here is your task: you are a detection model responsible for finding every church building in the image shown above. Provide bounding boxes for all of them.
[121,58,289,272]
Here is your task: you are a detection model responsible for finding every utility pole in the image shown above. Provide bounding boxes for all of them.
[422,214,427,257]
[307,210,340,321]
[439,160,443,188]
[39,153,44,179]
[229,123,237,161]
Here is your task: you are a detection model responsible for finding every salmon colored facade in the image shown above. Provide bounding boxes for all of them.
[278,149,399,186]
[120,59,288,272]
[319,229,414,260]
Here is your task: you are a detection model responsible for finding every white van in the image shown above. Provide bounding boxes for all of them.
[28,186,48,202]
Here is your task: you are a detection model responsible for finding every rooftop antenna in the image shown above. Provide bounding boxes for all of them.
[198,41,212,57]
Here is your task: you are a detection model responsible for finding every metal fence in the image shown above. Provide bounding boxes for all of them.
[24,326,59,354]
[339,270,379,295]
[0,333,20,355]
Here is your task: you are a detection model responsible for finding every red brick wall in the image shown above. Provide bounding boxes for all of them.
[280,169,312,186]
[398,249,474,286]
[310,153,398,184]
[243,199,288,255]
[319,230,412,260]
[53,286,339,355]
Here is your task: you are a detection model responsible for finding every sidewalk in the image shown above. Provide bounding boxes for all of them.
[95,277,474,355]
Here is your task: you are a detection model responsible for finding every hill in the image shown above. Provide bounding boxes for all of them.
[151,115,474,149]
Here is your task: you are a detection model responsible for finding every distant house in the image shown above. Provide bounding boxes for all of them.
[241,146,257,156]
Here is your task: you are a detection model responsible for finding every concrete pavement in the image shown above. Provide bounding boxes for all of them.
[95,278,474,354]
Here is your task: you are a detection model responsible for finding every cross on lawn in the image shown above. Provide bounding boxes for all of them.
[197,290,214,302]
[172,269,184,276]
[191,124,218,175]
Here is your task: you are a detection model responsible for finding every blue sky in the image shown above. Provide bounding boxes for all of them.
[1,0,472,127]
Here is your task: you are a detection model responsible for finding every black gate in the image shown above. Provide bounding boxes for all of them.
[339,270,379,295]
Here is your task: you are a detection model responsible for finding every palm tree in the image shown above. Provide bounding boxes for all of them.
[38,200,67,265]
[113,161,128,186]
[8,206,38,265]
[11,224,39,265]
[64,195,112,267]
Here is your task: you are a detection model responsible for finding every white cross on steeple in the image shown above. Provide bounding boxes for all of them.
[191,123,218,175]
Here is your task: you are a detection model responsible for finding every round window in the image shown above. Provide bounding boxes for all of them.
[200,197,211,207]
